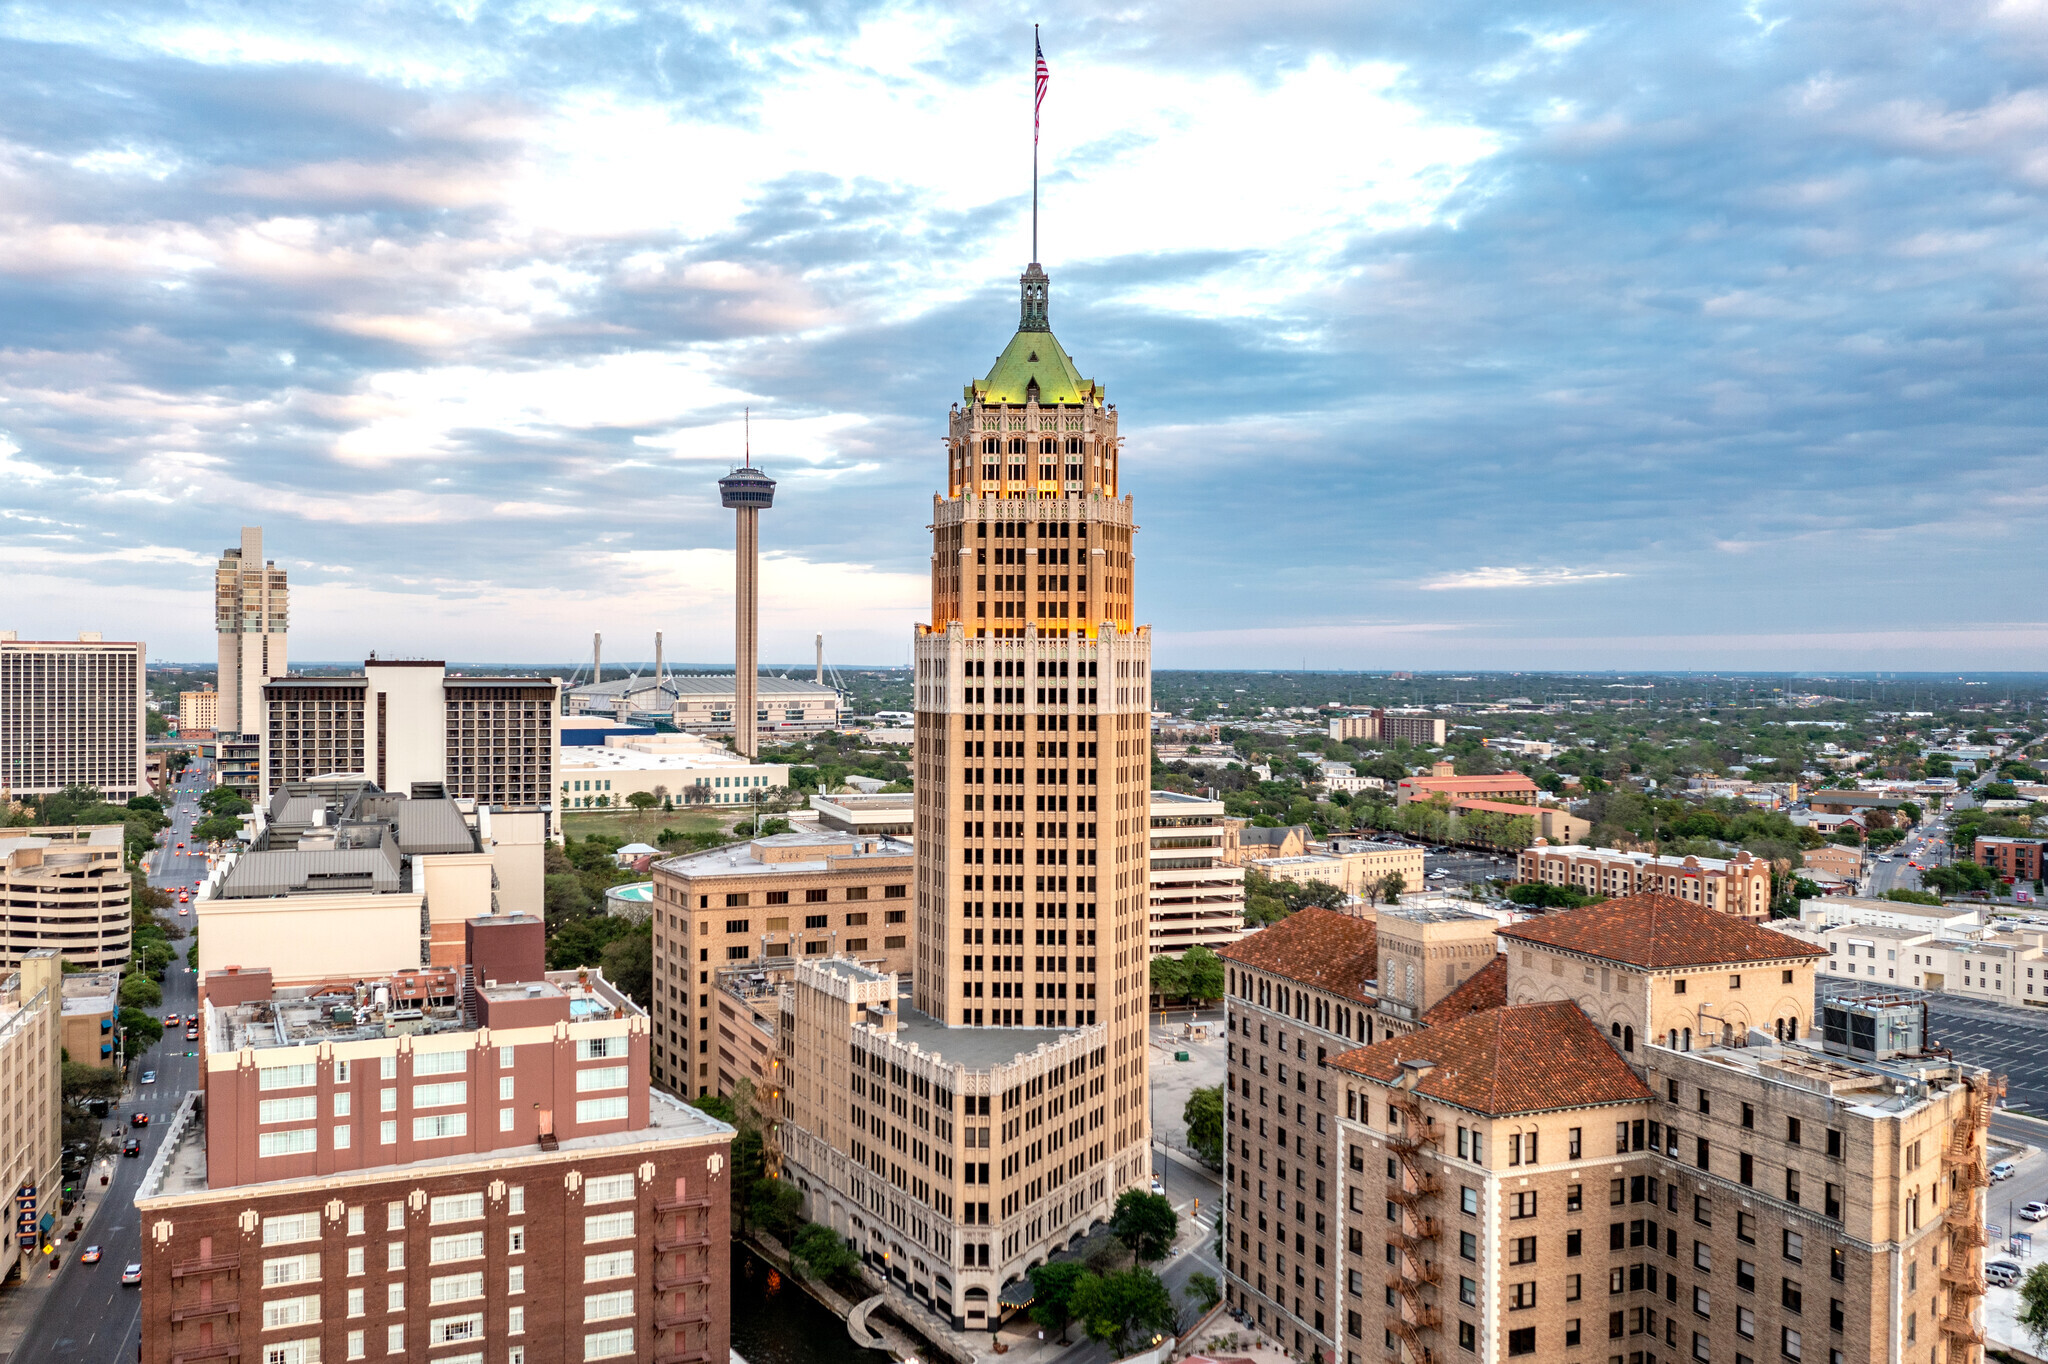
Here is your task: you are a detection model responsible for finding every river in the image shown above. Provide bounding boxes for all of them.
[730,1242,900,1364]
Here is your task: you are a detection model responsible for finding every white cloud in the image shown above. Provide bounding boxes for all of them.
[1418,566,1628,590]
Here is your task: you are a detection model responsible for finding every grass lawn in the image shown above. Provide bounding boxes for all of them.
[560,808,735,847]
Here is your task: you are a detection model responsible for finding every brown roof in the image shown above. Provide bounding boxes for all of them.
[1421,954,1507,1027]
[1331,1001,1651,1116]
[1498,891,1824,969]
[1218,907,1377,1002]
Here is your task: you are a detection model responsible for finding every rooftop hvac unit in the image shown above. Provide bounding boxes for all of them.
[1820,997,1926,1062]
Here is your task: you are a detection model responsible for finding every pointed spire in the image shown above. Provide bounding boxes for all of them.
[1019,263,1049,332]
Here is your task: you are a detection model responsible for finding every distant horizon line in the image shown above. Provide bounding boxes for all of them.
[139,662,2048,681]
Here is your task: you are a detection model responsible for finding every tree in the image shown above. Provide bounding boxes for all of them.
[1506,881,1599,909]
[193,813,244,844]
[1110,1188,1178,1265]
[1030,1260,1090,1342]
[1881,888,1943,906]
[1148,955,1188,1006]
[1183,1085,1224,1168]
[1071,1266,1176,1355]
[119,1006,162,1051]
[2021,1262,2048,1351]
[198,786,251,816]
[1184,1271,1221,1316]
[1180,945,1225,1001]
[599,926,653,1007]
[62,1061,123,1105]
[748,1179,804,1241]
[1378,870,1407,903]
[626,791,658,810]
[126,794,162,814]
[791,1222,861,1285]
[119,972,162,1010]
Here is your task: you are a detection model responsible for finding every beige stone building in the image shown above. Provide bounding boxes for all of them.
[177,687,217,732]
[1221,893,1995,1364]
[774,261,1153,1330]
[1149,791,1247,957]
[215,526,288,736]
[0,953,63,1286]
[1257,839,1427,903]
[0,632,147,798]
[1518,842,1774,921]
[559,732,790,811]
[0,825,131,969]
[58,970,121,1068]
[648,829,917,1096]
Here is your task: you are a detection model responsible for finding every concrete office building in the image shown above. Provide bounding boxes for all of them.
[0,953,63,1288]
[0,825,131,969]
[134,942,733,1364]
[0,632,147,799]
[773,259,1154,1328]
[261,660,557,808]
[1221,894,1995,1364]
[649,828,917,1096]
[179,687,218,732]
[1329,710,1449,748]
[215,526,288,736]
[1518,843,1775,922]
[1148,791,1247,958]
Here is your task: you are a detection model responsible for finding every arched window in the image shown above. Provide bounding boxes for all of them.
[1623,1026,1634,1052]
[1787,1012,1798,1039]
[1683,1028,1692,1051]
[1611,1022,1622,1040]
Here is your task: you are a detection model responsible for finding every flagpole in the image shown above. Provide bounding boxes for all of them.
[1032,23,1039,264]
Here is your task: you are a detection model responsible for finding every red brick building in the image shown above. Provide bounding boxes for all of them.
[1977,836,2048,882]
[134,917,732,1364]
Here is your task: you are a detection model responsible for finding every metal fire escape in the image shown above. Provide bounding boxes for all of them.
[1386,1078,1443,1364]
[1940,1073,2000,1364]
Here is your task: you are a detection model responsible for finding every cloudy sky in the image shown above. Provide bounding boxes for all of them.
[5,1,2048,671]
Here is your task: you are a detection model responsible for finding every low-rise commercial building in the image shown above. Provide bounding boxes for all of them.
[1451,797,1589,845]
[649,830,916,1097]
[1395,761,1540,807]
[1517,842,1773,921]
[1801,842,1866,885]
[0,825,131,969]
[811,791,915,837]
[134,943,732,1364]
[559,732,790,811]
[1148,791,1246,957]
[1976,836,2048,883]
[59,969,121,1068]
[0,632,147,798]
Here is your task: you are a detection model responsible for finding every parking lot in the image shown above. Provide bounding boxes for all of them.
[1421,848,1516,889]
[1815,977,2048,1111]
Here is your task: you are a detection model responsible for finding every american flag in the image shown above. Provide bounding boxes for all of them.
[1035,33,1049,144]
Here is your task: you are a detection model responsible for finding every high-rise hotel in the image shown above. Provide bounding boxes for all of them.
[754,263,1154,1329]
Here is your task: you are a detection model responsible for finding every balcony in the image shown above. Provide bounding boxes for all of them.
[658,1305,714,1329]
[170,1255,240,1279]
[170,1299,239,1323]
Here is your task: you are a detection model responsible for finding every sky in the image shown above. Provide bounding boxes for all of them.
[5,1,2048,671]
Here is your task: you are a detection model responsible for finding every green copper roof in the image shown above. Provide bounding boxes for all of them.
[972,330,1096,406]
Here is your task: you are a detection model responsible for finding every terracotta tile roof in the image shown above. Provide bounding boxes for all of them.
[1331,1000,1651,1116]
[1218,907,1377,1002]
[1498,891,1824,968]
[1421,954,1507,1027]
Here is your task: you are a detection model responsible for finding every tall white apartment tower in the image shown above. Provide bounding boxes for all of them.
[214,526,288,735]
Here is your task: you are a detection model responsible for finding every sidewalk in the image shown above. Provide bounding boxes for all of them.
[0,1111,128,1360]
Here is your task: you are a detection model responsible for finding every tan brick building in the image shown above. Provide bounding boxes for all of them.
[1219,893,1996,1364]
[0,632,148,798]
[649,829,916,1097]
[774,261,1154,1331]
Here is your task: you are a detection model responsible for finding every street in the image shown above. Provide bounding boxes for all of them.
[5,759,210,1364]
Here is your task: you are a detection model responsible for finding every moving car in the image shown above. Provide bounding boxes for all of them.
[122,1138,141,1157]
[164,1014,178,1027]
[80,1246,101,1264]
[139,1070,156,1085]
[121,1263,142,1285]
[2020,1201,2047,1221]
[185,1027,199,1041]
[131,1112,149,1126]
[1987,1260,2024,1287]
[178,907,189,916]
[1992,1160,2018,1182]
[1149,1177,1165,1196]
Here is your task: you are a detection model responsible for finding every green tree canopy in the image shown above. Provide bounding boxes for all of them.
[790,1223,861,1285]
[1184,1085,1224,1168]
[1148,955,1187,1004]
[1030,1260,1090,1342]
[1110,1188,1178,1264]
[747,1178,804,1241]
[2020,1262,2048,1351]
[1179,945,1225,1001]
[119,972,162,1009]
[1071,1266,1175,1355]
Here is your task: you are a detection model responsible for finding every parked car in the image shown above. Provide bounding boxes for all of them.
[1992,1161,2018,1182]
[1987,1260,2024,1287]
[121,1263,142,1284]
[2020,1201,2047,1221]
[80,1245,101,1264]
